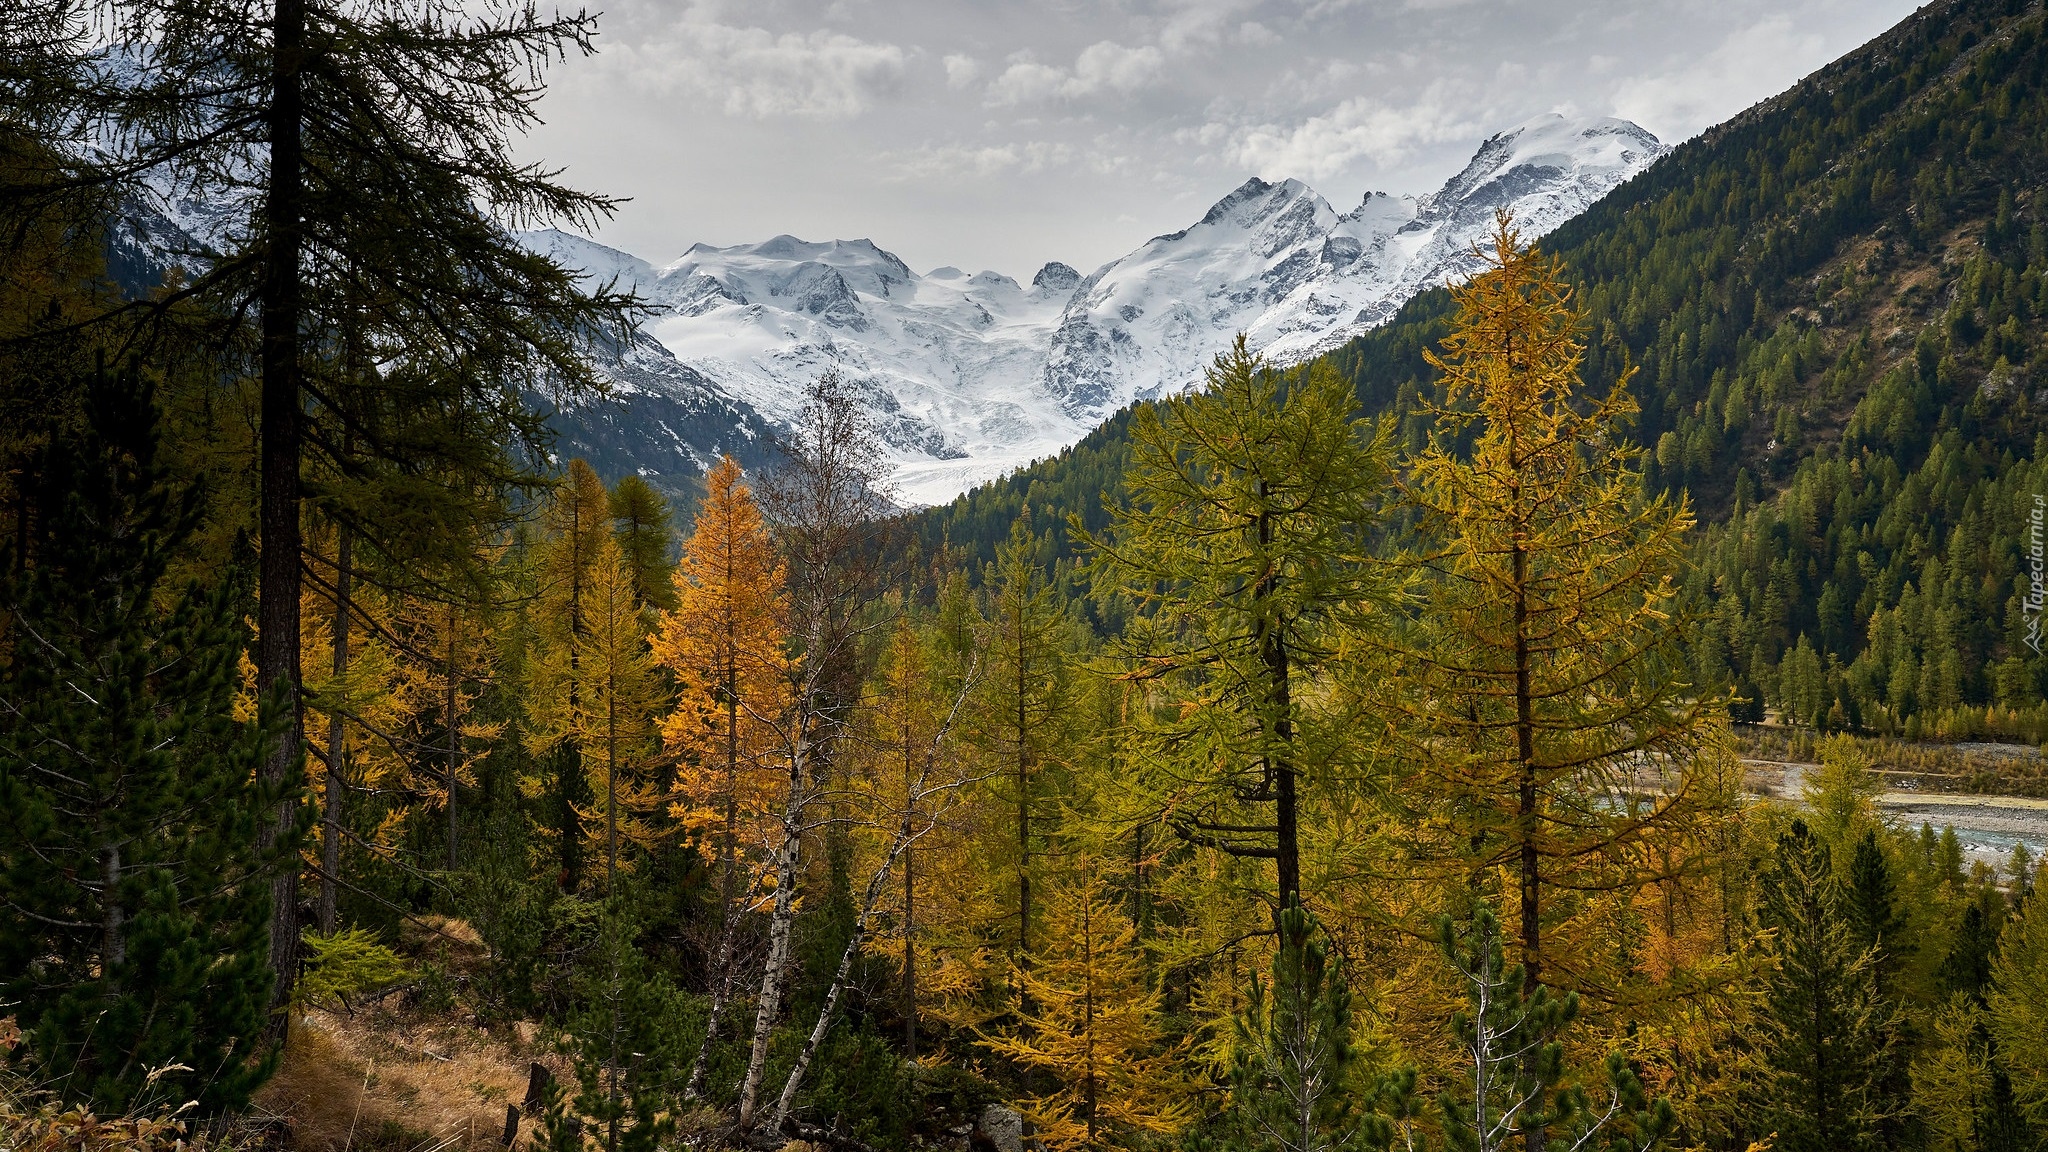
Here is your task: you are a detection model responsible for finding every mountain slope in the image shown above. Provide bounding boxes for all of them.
[916,0,2048,738]
[1041,115,1663,420]
[540,330,783,513]
[530,114,1663,507]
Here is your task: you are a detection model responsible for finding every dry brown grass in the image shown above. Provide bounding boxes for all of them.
[255,919,560,1152]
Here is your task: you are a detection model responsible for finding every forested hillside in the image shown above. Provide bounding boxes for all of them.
[917,0,2048,738]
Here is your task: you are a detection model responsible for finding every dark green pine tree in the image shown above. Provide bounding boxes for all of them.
[0,366,293,1114]
[16,0,641,1014]
[1756,821,1898,1152]
[1434,904,1670,1152]
[1938,890,2005,1003]
[1844,832,1913,1151]
[1217,900,1393,1152]
[543,886,688,1152]
[609,475,676,614]
[1846,830,1912,996]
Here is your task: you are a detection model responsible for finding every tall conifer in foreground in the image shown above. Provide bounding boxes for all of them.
[15,0,641,1013]
[1385,212,1715,992]
[0,368,288,1114]
[1089,336,1395,922]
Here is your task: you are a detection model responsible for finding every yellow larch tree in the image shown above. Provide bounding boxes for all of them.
[857,614,988,1061]
[523,459,613,892]
[977,514,1074,961]
[1379,211,1725,994]
[649,454,789,1098]
[565,530,665,889]
[389,589,501,872]
[982,858,1193,1150]
[299,523,405,931]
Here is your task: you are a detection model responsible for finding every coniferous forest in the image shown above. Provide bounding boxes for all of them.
[5,1,2048,1152]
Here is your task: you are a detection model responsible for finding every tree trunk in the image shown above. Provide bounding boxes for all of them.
[561,498,585,892]
[683,685,741,1100]
[606,695,618,892]
[737,731,809,1130]
[1015,600,1031,959]
[258,0,309,1030]
[319,527,351,934]
[768,781,925,1133]
[1082,887,1096,1144]
[100,841,124,983]
[1512,535,1538,995]
[902,840,916,1060]
[1506,354,1543,1152]
[1255,492,1300,921]
[446,603,459,873]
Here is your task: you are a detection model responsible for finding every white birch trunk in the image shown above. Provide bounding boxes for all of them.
[734,726,810,1129]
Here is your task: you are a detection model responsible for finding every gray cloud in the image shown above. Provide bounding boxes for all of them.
[524,0,1920,278]
[597,15,909,118]
[985,41,1167,106]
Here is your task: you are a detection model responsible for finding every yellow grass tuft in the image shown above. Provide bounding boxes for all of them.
[256,991,554,1152]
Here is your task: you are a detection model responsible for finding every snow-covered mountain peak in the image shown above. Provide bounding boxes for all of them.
[662,235,915,303]
[522,227,658,295]
[1187,177,1329,235]
[1420,113,1664,233]
[527,113,1665,506]
[1452,113,1661,188]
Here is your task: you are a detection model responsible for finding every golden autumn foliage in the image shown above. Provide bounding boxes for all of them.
[25,198,2047,1152]
[980,860,1192,1150]
[1375,211,1725,994]
[387,592,502,866]
[652,455,789,854]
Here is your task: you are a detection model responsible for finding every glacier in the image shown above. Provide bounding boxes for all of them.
[529,113,1666,508]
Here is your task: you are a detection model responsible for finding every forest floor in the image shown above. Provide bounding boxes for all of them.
[252,917,560,1152]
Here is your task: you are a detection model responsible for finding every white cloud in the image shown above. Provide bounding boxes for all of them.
[985,40,1164,105]
[603,21,908,118]
[943,53,981,88]
[1153,0,1263,53]
[890,140,1076,179]
[1611,16,1827,142]
[1075,40,1165,91]
[1228,90,1476,180]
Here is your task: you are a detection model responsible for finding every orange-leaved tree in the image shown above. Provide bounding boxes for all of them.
[651,454,789,1100]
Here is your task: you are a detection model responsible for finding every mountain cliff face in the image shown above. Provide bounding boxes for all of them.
[531,113,1665,505]
[1041,115,1664,421]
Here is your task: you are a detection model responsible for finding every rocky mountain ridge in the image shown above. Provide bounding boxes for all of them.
[533,112,1667,506]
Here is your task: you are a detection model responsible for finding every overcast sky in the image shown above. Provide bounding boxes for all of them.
[521,0,1923,279]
